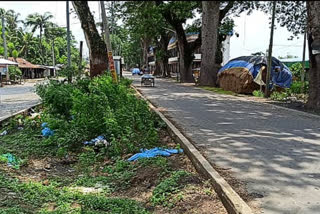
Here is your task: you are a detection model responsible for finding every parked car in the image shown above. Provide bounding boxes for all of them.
[132,68,142,75]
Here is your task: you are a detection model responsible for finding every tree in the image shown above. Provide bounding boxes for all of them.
[25,12,53,64]
[120,1,172,76]
[199,1,220,86]
[5,10,23,32]
[72,1,108,77]
[158,1,201,83]
[306,1,320,109]
[260,1,320,109]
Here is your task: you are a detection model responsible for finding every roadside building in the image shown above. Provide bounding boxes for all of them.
[147,31,234,77]
[8,57,45,79]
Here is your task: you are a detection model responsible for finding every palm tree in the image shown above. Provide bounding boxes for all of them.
[5,10,23,32]
[18,32,36,59]
[25,12,53,64]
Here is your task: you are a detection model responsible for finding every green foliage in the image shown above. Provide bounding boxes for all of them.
[12,49,19,58]
[289,62,303,79]
[259,1,306,39]
[289,80,308,94]
[8,66,22,80]
[151,170,190,207]
[270,90,290,101]
[36,75,160,156]
[0,8,80,66]
[0,172,150,214]
[36,80,74,118]
[253,90,264,98]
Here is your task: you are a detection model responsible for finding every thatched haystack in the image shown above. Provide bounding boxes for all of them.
[218,67,263,94]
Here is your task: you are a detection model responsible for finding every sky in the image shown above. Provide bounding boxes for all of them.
[0,1,308,61]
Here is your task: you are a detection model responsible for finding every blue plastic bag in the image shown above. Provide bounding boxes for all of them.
[83,136,109,147]
[42,127,54,137]
[41,123,54,137]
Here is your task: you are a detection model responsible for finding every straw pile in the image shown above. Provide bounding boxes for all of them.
[217,67,261,94]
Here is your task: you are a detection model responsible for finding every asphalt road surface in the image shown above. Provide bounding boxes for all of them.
[0,82,40,121]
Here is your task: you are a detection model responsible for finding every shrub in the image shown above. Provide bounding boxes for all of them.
[289,81,309,94]
[270,91,290,101]
[36,75,160,156]
[290,62,303,80]
[36,80,74,118]
[8,66,22,80]
[252,90,264,98]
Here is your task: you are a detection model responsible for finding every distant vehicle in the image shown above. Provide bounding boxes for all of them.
[141,74,155,87]
[132,68,142,75]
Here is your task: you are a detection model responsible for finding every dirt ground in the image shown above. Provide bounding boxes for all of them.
[0,126,228,214]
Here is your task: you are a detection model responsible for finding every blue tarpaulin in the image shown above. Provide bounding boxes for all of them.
[218,56,292,88]
[128,147,184,161]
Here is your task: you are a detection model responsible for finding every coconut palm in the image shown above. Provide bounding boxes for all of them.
[25,12,53,64]
[18,32,37,59]
[5,10,23,31]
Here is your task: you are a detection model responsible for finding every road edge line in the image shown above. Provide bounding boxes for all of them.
[131,86,254,214]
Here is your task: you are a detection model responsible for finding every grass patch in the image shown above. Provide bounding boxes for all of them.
[198,86,237,96]
[151,170,190,208]
[252,90,264,98]
[0,170,150,214]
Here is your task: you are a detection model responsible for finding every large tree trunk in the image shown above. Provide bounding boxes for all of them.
[72,1,108,77]
[306,1,320,109]
[141,37,150,68]
[175,24,194,83]
[153,47,161,76]
[160,6,196,83]
[159,33,170,77]
[199,1,220,86]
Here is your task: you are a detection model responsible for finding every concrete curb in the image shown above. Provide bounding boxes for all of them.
[131,86,253,214]
[0,103,42,127]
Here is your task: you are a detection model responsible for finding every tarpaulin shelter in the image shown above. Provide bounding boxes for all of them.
[217,56,292,94]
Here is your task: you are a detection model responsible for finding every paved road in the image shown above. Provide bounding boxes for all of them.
[127,72,320,214]
[0,82,40,121]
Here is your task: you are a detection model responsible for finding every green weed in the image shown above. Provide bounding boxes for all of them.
[151,170,190,207]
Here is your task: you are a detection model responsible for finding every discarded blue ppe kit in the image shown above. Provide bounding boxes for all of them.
[128,147,183,161]
[83,136,109,147]
[41,123,54,137]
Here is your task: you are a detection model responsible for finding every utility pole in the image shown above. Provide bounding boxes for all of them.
[52,40,55,77]
[100,1,118,83]
[264,1,276,98]
[2,15,8,84]
[301,30,307,92]
[66,0,72,82]
[79,41,83,76]
[2,15,8,59]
